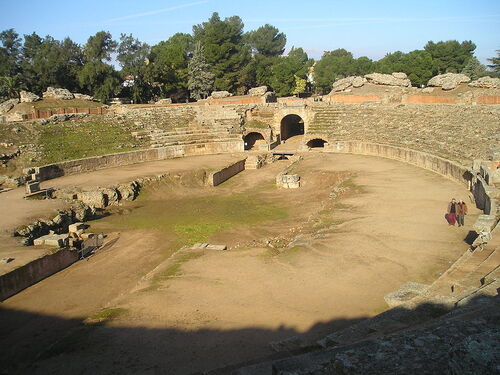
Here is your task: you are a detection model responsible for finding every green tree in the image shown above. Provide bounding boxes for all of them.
[313,49,357,92]
[20,34,83,94]
[291,75,306,95]
[487,50,500,75]
[117,33,151,103]
[0,75,24,99]
[83,31,117,62]
[188,42,214,100]
[193,12,251,92]
[461,56,487,80]
[374,50,435,86]
[424,40,476,74]
[269,47,311,96]
[78,31,119,102]
[245,24,286,57]
[0,29,22,77]
[401,50,434,86]
[147,33,193,101]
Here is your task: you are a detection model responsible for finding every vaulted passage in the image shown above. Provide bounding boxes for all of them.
[306,138,327,148]
[280,114,304,141]
[244,132,265,150]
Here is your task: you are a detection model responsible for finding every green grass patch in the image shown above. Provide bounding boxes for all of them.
[37,120,139,164]
[32,98,104,111]
[86,308,128,324]
[98,191,288,247]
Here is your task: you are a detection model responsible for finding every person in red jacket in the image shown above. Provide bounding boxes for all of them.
[446,198,457,226]
[456,200,468,227]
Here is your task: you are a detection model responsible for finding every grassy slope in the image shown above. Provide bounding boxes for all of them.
[38,120,140,165]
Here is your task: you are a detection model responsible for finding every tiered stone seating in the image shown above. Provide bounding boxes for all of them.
[149,127,241,149]
[308,107,345,135]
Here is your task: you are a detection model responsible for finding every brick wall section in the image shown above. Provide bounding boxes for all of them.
[328,95,381,103]
[477,96,500,105]
[28,107,108,120]
[404,95,457,104]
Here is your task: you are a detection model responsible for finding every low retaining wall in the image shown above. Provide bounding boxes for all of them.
[208,159,246,186]
[326,141,469,185]
[0,249,79,301]
[404,95,456,104]
[35,140,244,181]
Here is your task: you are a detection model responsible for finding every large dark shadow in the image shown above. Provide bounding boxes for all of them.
[0,294,498,374]
[244,132,265,150]
[280,115,304,141]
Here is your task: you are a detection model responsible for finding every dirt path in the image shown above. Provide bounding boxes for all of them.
[0,153,479,374]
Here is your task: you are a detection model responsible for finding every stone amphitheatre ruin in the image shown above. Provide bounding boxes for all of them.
[0,73,499,374]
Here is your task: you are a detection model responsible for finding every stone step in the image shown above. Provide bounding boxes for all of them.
[452,248,500,292]
[428,247,497,295]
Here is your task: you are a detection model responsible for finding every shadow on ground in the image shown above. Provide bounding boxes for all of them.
[0,293,498,375]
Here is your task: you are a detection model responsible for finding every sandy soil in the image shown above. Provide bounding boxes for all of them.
[0,153,479,374]
[0,153,242,273]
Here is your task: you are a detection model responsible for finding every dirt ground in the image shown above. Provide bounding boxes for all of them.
[0,153,241,274]
[0,152,479,374]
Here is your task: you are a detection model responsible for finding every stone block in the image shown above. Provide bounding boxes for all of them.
[68,222,85,233]
[26,182,40,194]
[205,244,228,251]
[191,243,208,249]
[80,233,95,240]
[33,233,68,248]
[248,86,268,96]
[473,215,497,233]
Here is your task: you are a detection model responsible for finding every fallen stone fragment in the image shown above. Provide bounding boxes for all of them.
[33,233,68,248]
[427,73,470,90]
[205,244,228,251]
[68,222,86,233]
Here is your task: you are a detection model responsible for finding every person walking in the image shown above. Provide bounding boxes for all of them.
[446,198,458,226]
[456,199,468,227]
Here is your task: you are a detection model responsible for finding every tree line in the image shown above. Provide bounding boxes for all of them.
[0,12,498,103]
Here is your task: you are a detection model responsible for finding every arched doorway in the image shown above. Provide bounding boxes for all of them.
[280,114,304,141]
[244,132,265,150]
[306,138,327,148]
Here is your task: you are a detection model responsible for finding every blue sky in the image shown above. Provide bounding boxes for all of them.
[1,0,499,63]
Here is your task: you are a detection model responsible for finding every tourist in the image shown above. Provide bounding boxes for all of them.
[456,200,468,227]
[446,198,457,226]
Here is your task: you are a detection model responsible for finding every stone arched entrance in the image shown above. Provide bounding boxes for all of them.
[280,114,304,141]
[244,132,265,150]
[306,138,327,148]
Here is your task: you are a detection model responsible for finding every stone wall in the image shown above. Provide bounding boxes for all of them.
[325,140,469,185]
[208,159,246,186]
[36,140,244,181]
[0,249,79,301]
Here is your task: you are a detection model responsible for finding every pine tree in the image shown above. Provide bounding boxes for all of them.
[188,42,214,100]
[487,50,500,74]
[461,56,486,80]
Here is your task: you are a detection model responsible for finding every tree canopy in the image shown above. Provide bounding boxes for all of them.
[0,15,494,102]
